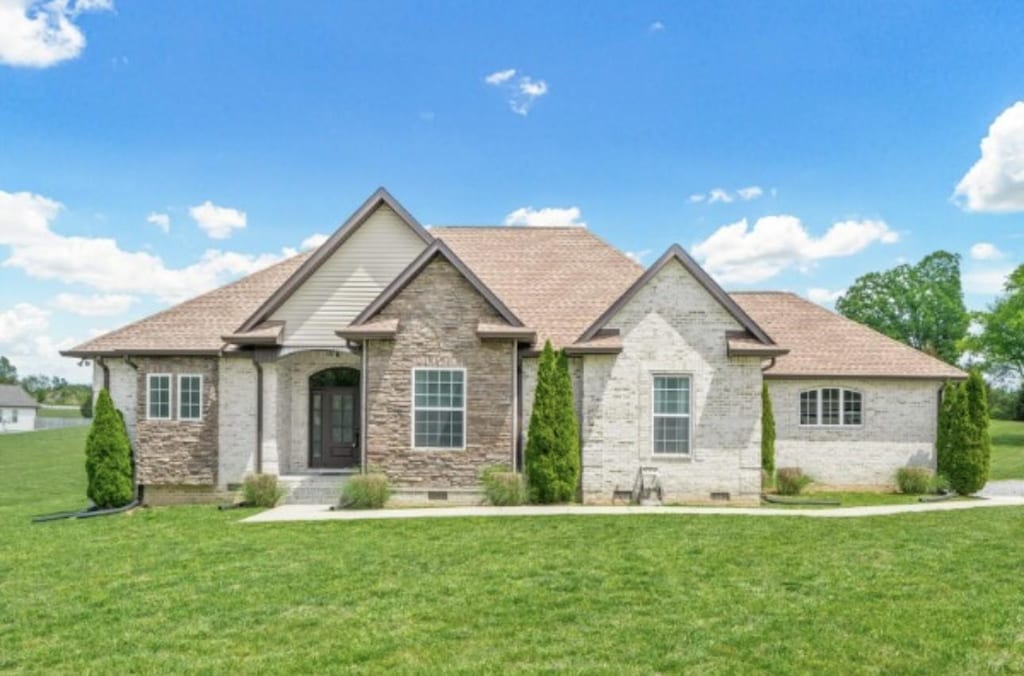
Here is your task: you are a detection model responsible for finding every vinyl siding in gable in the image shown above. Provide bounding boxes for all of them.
[270,205,429,346]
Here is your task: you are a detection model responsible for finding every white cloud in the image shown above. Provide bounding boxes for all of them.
[147,211,170,233]
[0,302,48,342]
[0,0,113,68]
[963,267,1013,295]
[969,242,1004,261]
[625,249,652,264]
[691,215,899,283]
[189,200,247,239]
[484,68,516,85]
[301,233,328,250]
[51,292,137,316]
[954,101,1024,212]
[691,185,766,204]
[503,206,586,228]
[707,188,733,204]
[807,287,845,305]
[485,68,548,116]
[649,20,665,33]
[0,189,286,303]
[737,186,764,201]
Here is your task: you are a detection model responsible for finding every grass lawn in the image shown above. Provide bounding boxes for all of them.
[36,406,85,419]
[991,419,1024,480]
[763,491,930,507]
[3,429,1024,672]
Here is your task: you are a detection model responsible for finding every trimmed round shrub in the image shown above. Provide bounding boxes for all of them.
[895,467,933,495]
[242,473,284,508]
[775,467,812,496]
[85,389,134,508]
[482,466,527,506]
[341,473,390,509]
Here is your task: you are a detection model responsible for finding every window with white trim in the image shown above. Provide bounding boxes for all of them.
[147,374,171,420]
[799,388,862,426]
[652,374,691,454]
[178,374,203,421]
[413,368,465,449]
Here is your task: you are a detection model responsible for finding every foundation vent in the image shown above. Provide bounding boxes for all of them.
[710,492,731,501]
[427,491,449,501]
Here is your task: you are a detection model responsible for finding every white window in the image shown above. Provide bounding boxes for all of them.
[11,408,17,424]
[178,374,203,421]
[412,368,465,449]
[799,388,862,426]
[653,374,691,454]
[147,374,171,420]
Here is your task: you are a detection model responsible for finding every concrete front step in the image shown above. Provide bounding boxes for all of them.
[278,473,352,505]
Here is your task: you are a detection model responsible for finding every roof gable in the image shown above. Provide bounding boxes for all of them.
[577,244,774,345]
[349,240,524,328]
[237,188,432,333]
[0,385,39,408]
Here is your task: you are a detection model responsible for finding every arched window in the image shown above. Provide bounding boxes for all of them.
[799,388,862,426]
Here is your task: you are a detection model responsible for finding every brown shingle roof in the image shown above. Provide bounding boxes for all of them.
[731,292,966,380]
[65,253,312,356]
[432,226,643,348]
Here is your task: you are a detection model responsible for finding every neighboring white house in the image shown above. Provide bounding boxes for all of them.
[0,385,40,433]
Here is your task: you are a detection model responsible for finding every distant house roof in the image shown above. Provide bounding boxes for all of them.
[732,292,966,380]
[0,385,40,408]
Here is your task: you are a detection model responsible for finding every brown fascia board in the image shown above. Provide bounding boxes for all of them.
[577,244,775,346]
[236,187,434,333]
[562,344,623,355]
[60,348,222,358]
[335,328,398,340]
[350,240,525,328]
[762,372,966,381]
[476,324,537,341]
[220,335,281,346]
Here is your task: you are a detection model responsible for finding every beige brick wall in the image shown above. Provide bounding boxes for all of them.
[768,378,941,487]
[134,356,219,486]
[218,356,257,488]
[365,257,515,488]
[578,261,763,504]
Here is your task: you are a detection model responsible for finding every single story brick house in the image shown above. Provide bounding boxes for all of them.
[0,385,39,433]
[64,189,965,505]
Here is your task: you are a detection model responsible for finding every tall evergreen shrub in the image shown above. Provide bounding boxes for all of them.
[761,382,775,478]
[85,389,134,508]
[938,375,990,496]
[936,381,959,478]
[525,341,580,503]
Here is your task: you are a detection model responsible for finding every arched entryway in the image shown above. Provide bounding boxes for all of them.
[309,367,360,469]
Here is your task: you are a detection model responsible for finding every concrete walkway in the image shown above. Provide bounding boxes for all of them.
[243,496,1024,523]
[978,480,1024,497]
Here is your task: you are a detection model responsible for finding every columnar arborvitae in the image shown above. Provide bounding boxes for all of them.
[526,341,580,503]
[955,370,991,494]
[85,389,134,508]
[761,382,775,478]
[936,381,959,478]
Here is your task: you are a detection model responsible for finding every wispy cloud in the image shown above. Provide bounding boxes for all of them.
[0,0,114,68]
[625,249,652,264]
[51,293,137,317]
[485,68,549,116]
[147,211,170,233]
[691,185,767,205]
[692,214,899,283]
[649,20,665,33]
[807,287,845,305]
[504,206,586,228]
[189,200,247,239]
[969,242,1004,261]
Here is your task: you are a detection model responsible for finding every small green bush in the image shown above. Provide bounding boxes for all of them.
[481,466,527,506]
[931,473,951,495]
[242,473,284,508]
[341,473,390,509]
[85,389,134,508]
[896,467,933,495]
[775,467,812,496]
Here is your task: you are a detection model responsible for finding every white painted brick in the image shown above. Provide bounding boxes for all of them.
[218,357,257,488]
[768,378,941,487]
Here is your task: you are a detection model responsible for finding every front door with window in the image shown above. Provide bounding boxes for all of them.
[310,387,359,469]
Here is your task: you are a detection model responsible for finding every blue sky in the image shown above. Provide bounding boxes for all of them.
[1,0,1023,381]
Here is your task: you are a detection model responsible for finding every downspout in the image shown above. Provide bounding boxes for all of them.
[516,349,524,473]
[98,356,110,390]
[511,340,518,472]
[254,355,263,475]
[360,340,368,474]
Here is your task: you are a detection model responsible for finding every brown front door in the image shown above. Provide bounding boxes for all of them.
[310,387,359,469]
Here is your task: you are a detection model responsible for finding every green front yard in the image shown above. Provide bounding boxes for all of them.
[2,428,1024,672]
[991,419,1024,480]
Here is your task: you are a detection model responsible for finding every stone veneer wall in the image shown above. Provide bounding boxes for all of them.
[365,257,515,489]
[578,261,764,504]
[768,378,942,487]
[134,356,219,486]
